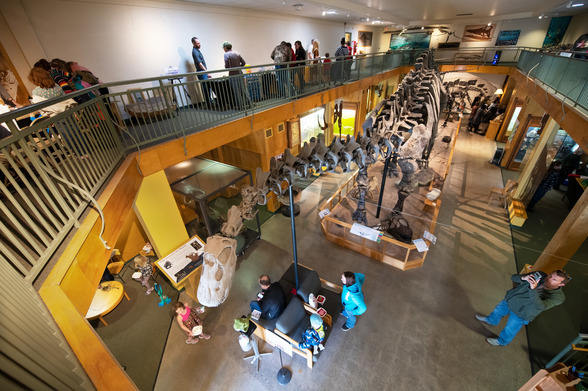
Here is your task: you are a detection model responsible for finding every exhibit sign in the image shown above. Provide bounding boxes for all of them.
[462,24,496,42]
[156,235,205,283]
[495,30,521,46]
[265,330,293,356]
[350,223,383,243]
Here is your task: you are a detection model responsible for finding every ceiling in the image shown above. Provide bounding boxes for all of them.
[180,0,587,26]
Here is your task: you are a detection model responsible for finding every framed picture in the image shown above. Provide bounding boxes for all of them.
[358,31,373,47]
[542,16,572,48]
[462,24,497,42]
[389,32,431,50]
[344,32,352,45]
[495,30,521,46]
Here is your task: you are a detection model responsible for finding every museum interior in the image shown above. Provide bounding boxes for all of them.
[0,1,587,390]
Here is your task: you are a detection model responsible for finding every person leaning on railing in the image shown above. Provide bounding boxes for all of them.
[28,67,77,118]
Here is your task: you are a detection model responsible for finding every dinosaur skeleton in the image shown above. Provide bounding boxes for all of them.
[198,51,446,305]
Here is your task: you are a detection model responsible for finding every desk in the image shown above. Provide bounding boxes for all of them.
[85,281,130,326]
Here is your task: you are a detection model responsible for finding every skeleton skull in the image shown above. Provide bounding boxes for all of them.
[197,235,238,307]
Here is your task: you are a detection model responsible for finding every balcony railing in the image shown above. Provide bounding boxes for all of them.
[0,48,586,281]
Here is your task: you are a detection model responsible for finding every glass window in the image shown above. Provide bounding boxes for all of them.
[339,108,356,137]
[506,106,522,141]
[514,126,541,164]
[300,108,325,145]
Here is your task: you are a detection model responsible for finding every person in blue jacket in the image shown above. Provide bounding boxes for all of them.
[340,271,366,331]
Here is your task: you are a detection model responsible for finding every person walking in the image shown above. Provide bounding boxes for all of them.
[340,271,366,331]
[476,270,570,346]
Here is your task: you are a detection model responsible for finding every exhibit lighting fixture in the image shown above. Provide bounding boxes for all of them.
[494,88,504,95]
[421,26,424,30]
[567,0,585,7]
[487,22,492,26]
[322,10,326,16]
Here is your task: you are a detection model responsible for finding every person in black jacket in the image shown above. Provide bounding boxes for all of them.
[250,275,286,319]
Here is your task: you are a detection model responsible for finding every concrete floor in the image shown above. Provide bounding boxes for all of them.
[154,127,533,390]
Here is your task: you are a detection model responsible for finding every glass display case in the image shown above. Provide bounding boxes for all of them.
[165,158,261,254]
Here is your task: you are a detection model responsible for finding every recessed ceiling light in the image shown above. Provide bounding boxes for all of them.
[292,3,303,11]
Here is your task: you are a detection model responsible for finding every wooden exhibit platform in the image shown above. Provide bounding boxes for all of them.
[319,119,460,270]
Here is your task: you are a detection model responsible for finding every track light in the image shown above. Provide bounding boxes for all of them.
[322,10,326,16]
[538,14,548,19]
[487,22,491,26]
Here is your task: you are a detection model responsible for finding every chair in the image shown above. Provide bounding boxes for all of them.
[107,249,126,284]
[107,261,126,284]
[488,179,518,208]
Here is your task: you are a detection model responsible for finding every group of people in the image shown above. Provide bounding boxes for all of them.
[466,95,501,135]
[243,271,366,354]
[172,262,571,351]
[190,36,353,106]
[27,58,106,118]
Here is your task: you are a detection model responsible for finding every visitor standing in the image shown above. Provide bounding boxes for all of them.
[340,271,366,330]
[191,37,212,107]
[476,270,569,346]
[222,41,250,109]
[294,40,306,92]
[270,41,292,97]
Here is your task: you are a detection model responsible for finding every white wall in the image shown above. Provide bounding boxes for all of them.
[0,0,376,90]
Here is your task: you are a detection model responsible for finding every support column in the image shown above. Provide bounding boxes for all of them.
[532,187,588,273]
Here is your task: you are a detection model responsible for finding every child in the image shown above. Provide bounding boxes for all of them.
[172,302,211,344]
[133,254,154,295]
[298,314,325,355]
[322,53,331,83]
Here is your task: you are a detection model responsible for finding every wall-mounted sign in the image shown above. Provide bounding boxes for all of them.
[495,30,521,46]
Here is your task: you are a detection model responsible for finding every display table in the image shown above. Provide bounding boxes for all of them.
[155,234,205,301]
[85,281,130,326]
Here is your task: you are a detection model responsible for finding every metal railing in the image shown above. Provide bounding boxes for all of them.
[546,334,588,375]
[516,49,588,111]
[0,51,410,281]
[1,48,586,281]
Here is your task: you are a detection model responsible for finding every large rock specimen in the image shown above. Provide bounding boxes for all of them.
[197,235,238,307]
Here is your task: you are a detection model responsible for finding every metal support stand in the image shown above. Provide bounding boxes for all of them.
[288,185,299,291]
[276,349,292,385]
[243,335,272,372]
[376,155,391,218]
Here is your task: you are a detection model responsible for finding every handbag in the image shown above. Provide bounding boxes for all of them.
[387,216,413,244]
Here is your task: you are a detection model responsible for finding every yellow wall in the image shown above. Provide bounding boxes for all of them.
[133,171,189,258]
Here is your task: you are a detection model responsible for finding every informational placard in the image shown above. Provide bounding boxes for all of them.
[423,230,437,245]
[412,238,429,253]
[156,235,205,283]
[319,208,330,219]
[265,330,293,356]
[350,223,382,243]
